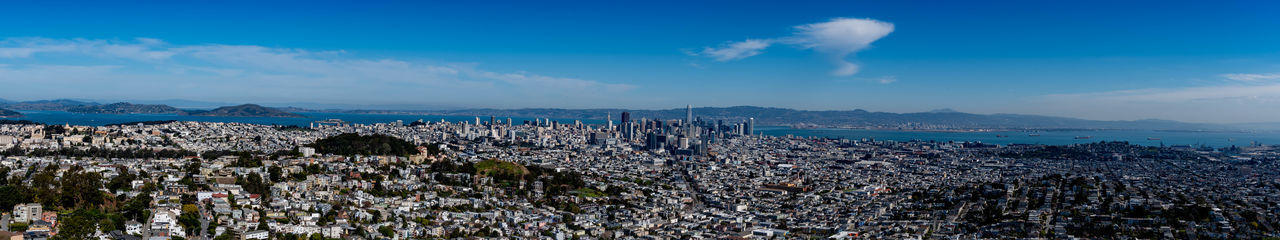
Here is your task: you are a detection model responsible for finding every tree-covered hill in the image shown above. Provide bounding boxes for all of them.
[306,133,418,156]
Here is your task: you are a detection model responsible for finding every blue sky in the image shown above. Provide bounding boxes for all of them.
[1,1,1279,123]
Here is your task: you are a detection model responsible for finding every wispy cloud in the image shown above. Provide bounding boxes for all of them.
[1221,73,1280,82]
[0,37,175,61]
[699,39,772,62]
[694,18,894,76]
[0,37,636,107]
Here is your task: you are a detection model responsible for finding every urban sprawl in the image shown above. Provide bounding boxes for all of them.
[0,107,1278,239]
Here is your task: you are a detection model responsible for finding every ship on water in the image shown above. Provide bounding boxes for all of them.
[1075,136,1092,139]
[1147,137,1162,140]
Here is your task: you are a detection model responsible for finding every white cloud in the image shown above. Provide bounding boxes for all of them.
[787,18,894,76]
[0,37,175,61]
[1221,73,1280,82]
[0,38,636,107]
[700,39,773,62]
[694,18,894,76]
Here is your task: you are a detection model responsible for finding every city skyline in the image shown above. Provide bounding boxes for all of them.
[2,2,1279,239]
[2,1,1280,123]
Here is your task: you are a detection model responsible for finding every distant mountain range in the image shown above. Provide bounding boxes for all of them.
[2,99,1277,131]
[0,100,303,118]
[68,102,186,114]
[3,99,100,111]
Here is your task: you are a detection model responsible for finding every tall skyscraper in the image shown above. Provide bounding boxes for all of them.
[621,112,633,140]
[747,118,755,136]
[685,105,693,127]
[685,105,694,137]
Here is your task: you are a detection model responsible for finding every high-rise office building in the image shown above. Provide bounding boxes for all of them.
[747,118,755,136]
[620,112,633,140]
[685,105,694,137]
[685,105,693,127]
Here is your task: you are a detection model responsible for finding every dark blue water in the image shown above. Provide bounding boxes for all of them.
[758,127,1280,148]
[10,111,603,127]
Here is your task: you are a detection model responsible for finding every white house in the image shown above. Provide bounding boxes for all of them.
[244,230,269,240]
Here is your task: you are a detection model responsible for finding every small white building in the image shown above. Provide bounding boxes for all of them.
[244,230,269,239]
[13,203,41,223]
[300,147,316,157]
[126,220,145,235]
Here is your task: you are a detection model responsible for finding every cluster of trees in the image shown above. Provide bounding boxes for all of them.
[238,172,271,196]
[306,133,419,156]
[0,165,155,239]
[474,159,527,182]
[525,164,586,197]
[0,165,107,211]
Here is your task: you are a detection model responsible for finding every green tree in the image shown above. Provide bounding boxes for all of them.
[0,185,29,211]
[178,210,202,236]
[59,167,104,209]
[214,233,235,240]
[378,225,395,238]
[240,172,269,196]
[53,209,101,240]
[122,195,153,221]
[268,165,283,183]
[228,193,238,208]
[106,168,137,192]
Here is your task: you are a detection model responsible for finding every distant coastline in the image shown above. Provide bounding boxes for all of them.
[0,108,22,118]
[2,100,303,118]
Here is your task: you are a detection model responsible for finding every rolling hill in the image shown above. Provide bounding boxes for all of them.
[184,104,306,118]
